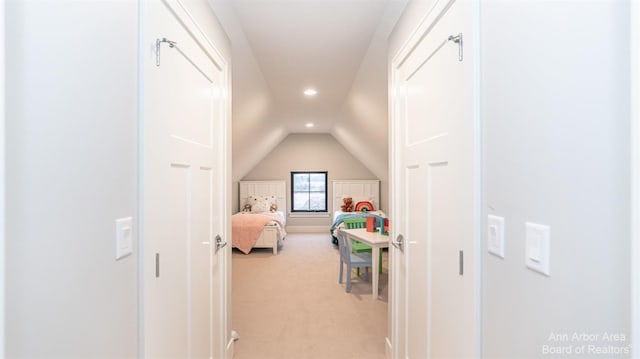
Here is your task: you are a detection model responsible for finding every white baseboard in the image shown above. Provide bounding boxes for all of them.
[285,225,330,233]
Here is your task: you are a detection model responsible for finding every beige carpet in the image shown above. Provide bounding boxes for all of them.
[231,233,388,359]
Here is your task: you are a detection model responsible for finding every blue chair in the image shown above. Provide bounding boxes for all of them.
[343,217,383,274]
[337,229,372,293]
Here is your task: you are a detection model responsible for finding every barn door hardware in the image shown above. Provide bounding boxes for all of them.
[448,33,463,62]
[156,38,177,67]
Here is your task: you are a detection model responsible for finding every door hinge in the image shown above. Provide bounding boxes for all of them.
[459,250,464,276]
[155,38,177,67]
[448,33,463,62]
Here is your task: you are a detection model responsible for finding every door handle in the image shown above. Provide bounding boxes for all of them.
[392,234,404,252]
[215,235,227,254]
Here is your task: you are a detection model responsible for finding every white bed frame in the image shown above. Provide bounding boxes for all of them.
[332,180,380,213]
[237,180,287,254]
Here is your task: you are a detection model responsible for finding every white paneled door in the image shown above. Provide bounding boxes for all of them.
[142,1,230,358]
[390,0,477,358]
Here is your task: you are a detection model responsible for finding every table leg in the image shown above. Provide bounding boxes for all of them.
[372,245,380,300]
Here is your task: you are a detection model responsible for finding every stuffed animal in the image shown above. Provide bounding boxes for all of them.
[269,203,278,212]
[341,197,354,212]
[242,203,252,212]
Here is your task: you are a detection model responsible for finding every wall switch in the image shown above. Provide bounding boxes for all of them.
[525,222,550,276]
[487,215,505,258]
[115,217,133,260]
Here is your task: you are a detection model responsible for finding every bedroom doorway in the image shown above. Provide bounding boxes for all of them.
[231,179,389,357]
[231,232,388,358]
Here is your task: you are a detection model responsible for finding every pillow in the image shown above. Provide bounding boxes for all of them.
[351,196,377,209]
[355,201,375,212]
[246,195,258,207]
[250,195,276,213]
[251,198,269,212]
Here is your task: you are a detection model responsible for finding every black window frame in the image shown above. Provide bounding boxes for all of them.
[290,171,328,213]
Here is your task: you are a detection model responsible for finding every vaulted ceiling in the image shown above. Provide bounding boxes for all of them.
[208,0,408,182]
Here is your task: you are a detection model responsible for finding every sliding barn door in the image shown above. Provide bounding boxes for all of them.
[390,0,478,357]
[141,0,230,358]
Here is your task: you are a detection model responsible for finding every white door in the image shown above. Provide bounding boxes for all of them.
[141,0,230,358]
[390,0,477,358]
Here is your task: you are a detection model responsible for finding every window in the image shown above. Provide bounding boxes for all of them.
[291,171,327,212]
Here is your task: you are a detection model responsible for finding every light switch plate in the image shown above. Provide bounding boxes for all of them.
[487,215,505,258]
[525,222,550,276]
[115,217,133,260]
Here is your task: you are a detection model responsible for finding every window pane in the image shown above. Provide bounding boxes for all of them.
[291,171,326,212]
[293,191,310,211]
[309,173,325,191]
[309,192,326,211]
[293,173,309,191]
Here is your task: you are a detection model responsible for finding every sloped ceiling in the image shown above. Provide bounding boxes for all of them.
[208,0,407,182]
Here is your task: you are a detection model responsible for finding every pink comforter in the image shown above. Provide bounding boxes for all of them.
[232,213,284,254]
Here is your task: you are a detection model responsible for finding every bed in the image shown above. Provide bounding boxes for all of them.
[329,180,386,244]
[232,181,287,254]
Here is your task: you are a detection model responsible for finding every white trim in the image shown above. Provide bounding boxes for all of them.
[137,0,146,357]
[389,43,402,359]
[285,226,329,234]
[392,0,456,67]
[0,0,5,355]
[288,212,330,218]
[221,28,232,359]
[472,0,483,356]
[631,0,639,356]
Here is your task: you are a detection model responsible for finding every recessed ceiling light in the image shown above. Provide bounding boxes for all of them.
[305,123,315,128]
[303,89,317,96]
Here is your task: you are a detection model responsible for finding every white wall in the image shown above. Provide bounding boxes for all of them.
[631,0,640,353]
[331,1,407,214]
[332,33,390,215]
[208,0,285,185]
[241,133,378,229]
[481,1,631,357]
[0,0,5,355]
[5,0,139,357]
[390,0,632,356]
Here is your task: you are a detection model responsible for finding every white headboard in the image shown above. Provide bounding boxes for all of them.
[332,180,380,213]
[239,181,287,212]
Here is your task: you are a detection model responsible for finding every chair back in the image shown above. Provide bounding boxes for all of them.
[343,217,367,229]
[336,229,352,259]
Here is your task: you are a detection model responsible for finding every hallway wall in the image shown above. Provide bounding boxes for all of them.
[5,0,231,357]
[5,1,139,357]
[481,1,631,357]
[390,0,632,356]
